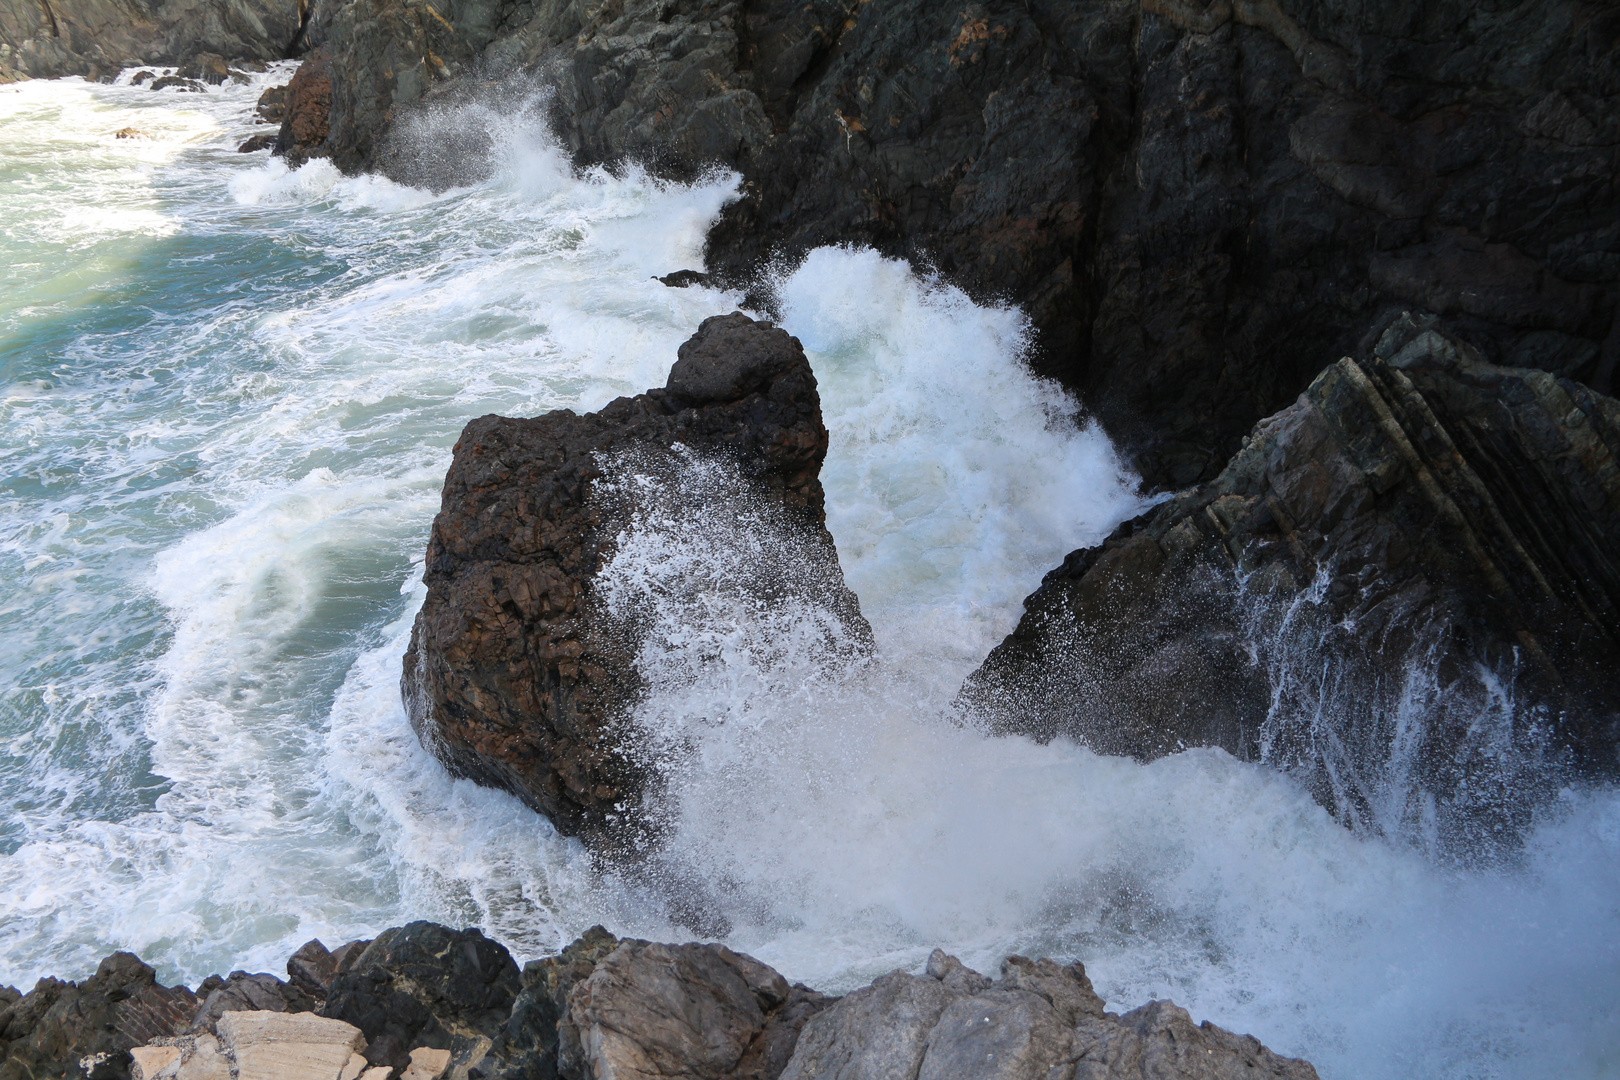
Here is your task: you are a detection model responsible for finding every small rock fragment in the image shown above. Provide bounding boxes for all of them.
[399,1047,450,1080]
[130,1045,181,1080]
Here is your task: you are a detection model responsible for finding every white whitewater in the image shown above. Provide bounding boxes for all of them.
[0,73,1615,1080]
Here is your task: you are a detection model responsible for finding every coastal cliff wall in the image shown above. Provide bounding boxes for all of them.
[276,0,1616,491]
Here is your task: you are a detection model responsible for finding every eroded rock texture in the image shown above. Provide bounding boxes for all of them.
[965,314,1620,846]
[403,313,868,847]
[320,923,520,1074]
[0,0,301,81]
[293,0,1617,489]
[0,953,199,1080]
[781,950,1316,1080]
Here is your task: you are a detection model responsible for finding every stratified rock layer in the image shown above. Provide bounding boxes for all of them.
[0,954,199,1080]
[403,314,868,847]
[964,315,1620,843]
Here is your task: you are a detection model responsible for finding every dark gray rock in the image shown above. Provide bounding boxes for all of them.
[402,313,869,850]
[286,940,338,1000]
[0,954,198,1080]
[0,0,301,81]
[964,314,1620,849]
[309,0,1618,493]
[319,922,521,1074]
[187,971,315,1035]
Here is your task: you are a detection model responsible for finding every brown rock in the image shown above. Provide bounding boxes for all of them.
[238,133,276,153]
[403,314,869,849]
[255,84,289,125]
[274,48,332,166]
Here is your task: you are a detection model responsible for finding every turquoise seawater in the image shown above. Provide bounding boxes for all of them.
[0,71,1616,1080]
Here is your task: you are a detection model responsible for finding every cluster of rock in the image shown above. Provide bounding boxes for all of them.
[403,313,869,851]
[0,924,1319,1080]
[963,314,1620,842]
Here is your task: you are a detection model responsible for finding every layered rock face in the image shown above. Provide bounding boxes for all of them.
[12,925,1320,1080]
[403,314,868,849]
[963,315,1620,845]
[287,0,1616,490]
[0,0,302,81]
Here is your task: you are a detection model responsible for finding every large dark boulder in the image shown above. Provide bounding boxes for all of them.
[320,923,522,1074]
[0,954,198,1080]
[963,314,1620,849]
[403,313,869,850]
[0,0,302,80]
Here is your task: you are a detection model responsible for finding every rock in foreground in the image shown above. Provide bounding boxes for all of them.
[40,923,1319,1080]
[965,314,1620,846]
[403,314,869,850]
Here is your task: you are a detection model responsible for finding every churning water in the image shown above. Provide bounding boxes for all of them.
[1,72,1617,1080]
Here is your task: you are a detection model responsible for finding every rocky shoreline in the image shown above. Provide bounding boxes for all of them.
[0,922,1320,1080]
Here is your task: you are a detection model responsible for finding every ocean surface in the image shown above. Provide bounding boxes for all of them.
[1,70,1617,1080]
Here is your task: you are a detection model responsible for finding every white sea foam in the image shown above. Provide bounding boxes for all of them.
[0,73,1614,1080]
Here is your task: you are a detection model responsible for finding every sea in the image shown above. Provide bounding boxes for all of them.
[1,67,1616,1080]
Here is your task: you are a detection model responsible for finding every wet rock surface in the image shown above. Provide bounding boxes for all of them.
[965,315,1620,846]
[320,923,520,1074]
[300,0,1617,491]
[275,46,333,164]
[402,313,869,848]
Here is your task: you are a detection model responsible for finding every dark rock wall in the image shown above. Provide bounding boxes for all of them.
[0,0,302,80]
[301,0,1618,491]
[963,315,1620,849]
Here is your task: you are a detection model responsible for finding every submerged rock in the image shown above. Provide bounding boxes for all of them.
[403,313,869,850]
[0,953,199,1080]
[964,315,1620,847]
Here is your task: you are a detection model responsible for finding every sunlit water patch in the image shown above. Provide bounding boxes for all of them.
[0,73,1614,1080]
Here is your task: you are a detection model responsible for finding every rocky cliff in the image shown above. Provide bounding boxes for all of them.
[0,924,1320,1080]
[0,0,303,81]
[403,313,869,852]
[963,314,1620,849]
[276,0,1615,491]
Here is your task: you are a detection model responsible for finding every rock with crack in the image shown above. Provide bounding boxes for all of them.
[318,923,520,1076]
[0,953,199,1080]
[964,313,1620,849]
[403,313,870,850]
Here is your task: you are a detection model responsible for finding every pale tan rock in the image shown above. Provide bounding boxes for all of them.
[217,1010,367,1080]
[130,1045,181,1080]
[399,1047,451,1080]
[339,1052,368,1080]
[359,1068,393,1080]
[176,1034,233,1080]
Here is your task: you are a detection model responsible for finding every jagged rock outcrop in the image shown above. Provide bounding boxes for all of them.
[0,953,199,1080]
[320,923,520,1075]
[0,0,302,81]
[117,924,1322,1080]
[274,45,332,162]
[964,314,1620,846]
[403,313,869,849]
[291,0,1616,490]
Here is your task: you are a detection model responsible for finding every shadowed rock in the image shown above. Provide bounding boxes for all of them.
[402,313,869,850]
[0,953,199,1080]
[964,314,1620,849]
